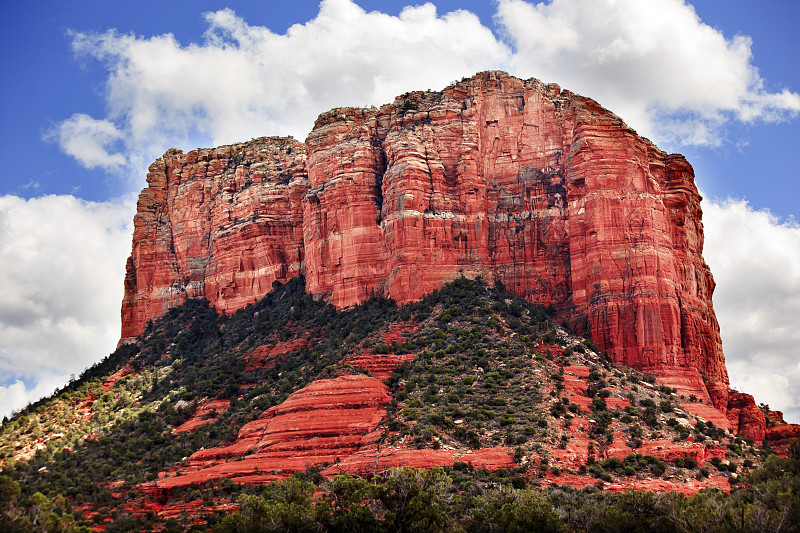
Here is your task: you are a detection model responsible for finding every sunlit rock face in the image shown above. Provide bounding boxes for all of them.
[120,137,308,342]
[121,71,729,408]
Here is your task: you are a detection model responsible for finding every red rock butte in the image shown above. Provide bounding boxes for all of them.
[120,71,760,437]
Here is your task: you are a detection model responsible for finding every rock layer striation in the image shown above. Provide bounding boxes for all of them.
[121,137,307,340]
[122,71,731,414]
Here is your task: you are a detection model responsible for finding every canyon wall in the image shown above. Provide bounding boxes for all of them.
[121,71,733,415]
[121,137,307,340]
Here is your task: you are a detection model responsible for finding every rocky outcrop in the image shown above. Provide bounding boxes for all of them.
[301,73,728,409]
[172,399,230,434]
[152,374,513,492]
[244,339,310,370]
[155,374,390,490]
[765,424,800,457]
[726,392,767,444]
[121,71,728,410]
[121,137,307,342]
[346,322,419,380]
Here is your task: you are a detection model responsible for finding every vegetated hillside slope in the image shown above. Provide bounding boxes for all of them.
[1,279,797,531]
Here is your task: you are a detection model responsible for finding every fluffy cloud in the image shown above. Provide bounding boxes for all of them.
[496,0,800,146]
[66,0,508,175]
[46,113,127,170]
[703,199,800,423]
[55,0,798,175]
[0,194,134,419]
[0,376,72,421]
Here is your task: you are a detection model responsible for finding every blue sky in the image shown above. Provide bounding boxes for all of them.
[1,0,799,422]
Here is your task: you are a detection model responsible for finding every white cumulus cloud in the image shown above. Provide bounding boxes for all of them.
[46,113,127,170]
[51,0,799,179]
[0,194,135,419]
[498,0,800,147]
[64,0,508,175]
[703,198,800,423]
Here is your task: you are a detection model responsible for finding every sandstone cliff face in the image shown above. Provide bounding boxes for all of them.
[121,137,307,341]
[121,71,728,409]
